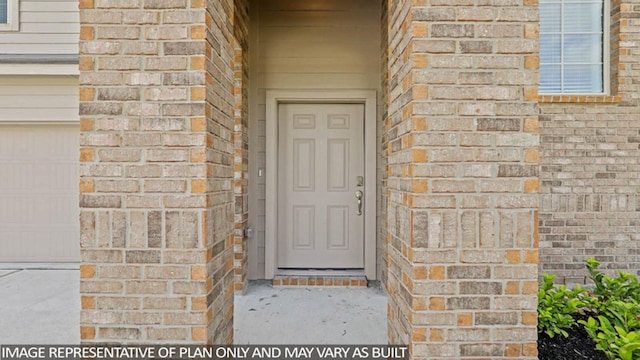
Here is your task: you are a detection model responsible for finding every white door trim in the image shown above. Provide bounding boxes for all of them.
[265,90,377,280]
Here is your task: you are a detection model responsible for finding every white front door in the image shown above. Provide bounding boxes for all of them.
[277,103,365,269]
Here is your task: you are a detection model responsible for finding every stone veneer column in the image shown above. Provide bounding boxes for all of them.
[79,0,242,343]
[385,1,540,358]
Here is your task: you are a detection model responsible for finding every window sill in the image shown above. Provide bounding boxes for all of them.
[0,25,20,32]
[538,94,622,104]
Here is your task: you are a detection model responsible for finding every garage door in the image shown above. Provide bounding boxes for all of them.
[0,124,79,262]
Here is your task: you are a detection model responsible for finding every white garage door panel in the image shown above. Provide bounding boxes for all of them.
[0,124,79,262]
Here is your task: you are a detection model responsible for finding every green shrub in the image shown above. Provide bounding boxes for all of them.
[578,258,640,360]
[580,301,640,360]
[537,273,589,338]
[586,257,640,306]
[538,257,640,359]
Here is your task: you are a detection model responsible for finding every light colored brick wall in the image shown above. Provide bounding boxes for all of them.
[79,0,246,343]
[385,1,539,358]
[233,0,250,292]
[202,0,249,343]
[539,0,640,284]
[383,1,412,344]
[378,0,390,286]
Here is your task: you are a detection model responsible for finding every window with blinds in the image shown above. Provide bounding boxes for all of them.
[539,0,605,94]
[0,0,7,23]
[0,0,19,30]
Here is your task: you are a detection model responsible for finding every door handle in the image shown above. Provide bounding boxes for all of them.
[355,190,363,216]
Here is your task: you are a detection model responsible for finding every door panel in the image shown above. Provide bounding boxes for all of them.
[292,139,315,191]
[0,124,79,262]
[278,103,364,268]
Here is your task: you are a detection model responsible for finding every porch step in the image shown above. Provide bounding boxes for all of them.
[272,275,368,287]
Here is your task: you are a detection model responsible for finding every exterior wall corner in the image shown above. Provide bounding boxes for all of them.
[384,1,540,358]
[78,0,248,343]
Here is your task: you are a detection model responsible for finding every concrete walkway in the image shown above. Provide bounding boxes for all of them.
[234,281,388,344]
[0,269,387,344]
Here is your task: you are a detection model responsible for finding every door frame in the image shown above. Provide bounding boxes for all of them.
[265,90,377,279]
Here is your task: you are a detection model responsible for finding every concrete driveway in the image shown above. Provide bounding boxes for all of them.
[0,267,80,344]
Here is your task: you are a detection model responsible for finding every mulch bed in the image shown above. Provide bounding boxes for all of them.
[538,313,608,360]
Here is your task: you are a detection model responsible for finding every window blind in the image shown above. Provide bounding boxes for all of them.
[0,0,7,23]
[539,0,604,93]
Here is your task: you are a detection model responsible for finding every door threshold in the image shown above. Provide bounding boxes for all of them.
[273,269,367,287]
[276,269,365,277]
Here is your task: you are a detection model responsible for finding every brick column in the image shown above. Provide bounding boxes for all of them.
[232,0,250,292]
[385,1,539,358]
[79,0,243,343]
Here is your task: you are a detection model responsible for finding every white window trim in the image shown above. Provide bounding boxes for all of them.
[539,0,611,96]
[0,64,79,75]
[603,0,612,95]
[0,0,19,31]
